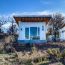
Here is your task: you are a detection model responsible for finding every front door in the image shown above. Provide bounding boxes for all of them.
[25,27,40,40]
[30,27,40,40]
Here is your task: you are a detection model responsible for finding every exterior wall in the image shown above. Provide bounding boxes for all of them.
[18,22,47,43]
[59,27,65,41]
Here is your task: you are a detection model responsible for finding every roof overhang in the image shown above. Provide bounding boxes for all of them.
[13,15,51,24]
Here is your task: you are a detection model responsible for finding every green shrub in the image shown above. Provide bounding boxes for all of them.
[47,48,62,61]
[47,48,61,56]
[47,48,53,55]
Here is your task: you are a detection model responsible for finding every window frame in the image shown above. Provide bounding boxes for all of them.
[25,27,40,40]
[25,28,29,39]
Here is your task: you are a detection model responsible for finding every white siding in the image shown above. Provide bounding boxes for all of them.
[59,27,65,40]
[18,22,47,41]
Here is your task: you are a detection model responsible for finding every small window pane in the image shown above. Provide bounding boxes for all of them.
[42,26,44,30]
[30,27,40,40]
[25,28,29,39]
[38,27,40,35]
[30,27,37,36]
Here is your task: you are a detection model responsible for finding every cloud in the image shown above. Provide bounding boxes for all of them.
[0,11,65,18]
[10,11,65,17]
[10,11,53,16]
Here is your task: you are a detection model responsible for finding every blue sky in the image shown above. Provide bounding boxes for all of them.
[0,0,65,15]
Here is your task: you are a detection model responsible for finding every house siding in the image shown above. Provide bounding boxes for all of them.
[18,22,47,43]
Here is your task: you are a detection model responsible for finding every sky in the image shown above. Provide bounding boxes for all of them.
[0,0,65,32]
[0,0,65,16]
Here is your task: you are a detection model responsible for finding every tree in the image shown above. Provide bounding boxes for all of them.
[0,16,7,33]
[0,20,3,33]
[7,17,18,43]
[7,24,17,35]
[49,13,65,42]
[7,17,18,35]
[0,21,2,33]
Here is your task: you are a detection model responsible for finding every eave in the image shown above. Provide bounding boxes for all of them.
[13,15,51,24]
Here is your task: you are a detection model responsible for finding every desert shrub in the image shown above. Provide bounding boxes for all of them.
[20,59,32,65]
[33,58,39,63]
[57,63,63,65]
[0,44,6,54]
[44,57,49,61]
[47,48,62,62]
[60,49,65,64]
[39,63,48,65]
[4,44,12,53]
[32,46,37,51]
[25,60,33,65]
[62,49,65,58]
[47,48,61,56]
[0,49,7,54]
[0,47,3,53]
[47,48,53,55]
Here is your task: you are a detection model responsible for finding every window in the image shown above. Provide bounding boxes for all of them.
[38,27,40,35]
[30,27,40,40]
[25,28,29,39]
[62,30,65,33]
[21,28,22,30]
[25,27,40,40]
[42,26,44,30]
[30,27,37,36]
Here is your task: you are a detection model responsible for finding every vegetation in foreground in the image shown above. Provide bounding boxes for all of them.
[0,41,65,65]
[0,34,65,65]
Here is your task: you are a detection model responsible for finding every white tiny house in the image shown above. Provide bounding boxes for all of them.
[14,15,51,44]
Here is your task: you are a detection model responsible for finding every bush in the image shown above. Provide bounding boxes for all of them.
[20,59,32,65]
[47,48,62,62]
[25,60,33,65]
[62,49,65,58]
[47,48,61,56]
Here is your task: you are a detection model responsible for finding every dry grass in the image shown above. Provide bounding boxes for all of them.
[17,49,48,60]
[49,42,65,47]
[0,53,16,65]
[0,40,65,65]
[49,62,63,65]
[0,49,49,65]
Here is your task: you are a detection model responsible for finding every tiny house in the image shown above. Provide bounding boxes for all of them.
[14,15,51,44]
